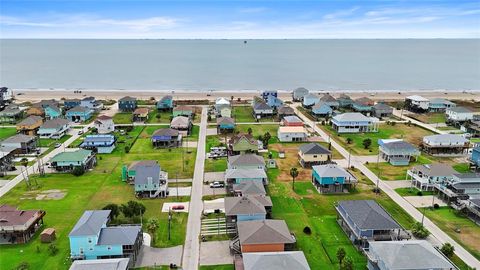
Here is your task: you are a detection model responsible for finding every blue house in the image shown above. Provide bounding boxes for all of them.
[69,210,143,268]
[311,102,333,117]
[224,195,272,224]
[302,94,320,108]
[118,96,137,112]
[81,134,116,153]
[44,105,62,120]
[260,90,277,103]
[311,164,357,193]
[225,168,268,186]
[64,99,81,110]
[378,139,420,166]
[319,94,339,108]
[471,147,480,169]
[266,95,283,109]
[81,97,103,111]
[428,98,455,112]
[352,97,374,114]
[157,95,174,111]
[66,106,93,122]
[337,94,354,108]
[123,160,168,198]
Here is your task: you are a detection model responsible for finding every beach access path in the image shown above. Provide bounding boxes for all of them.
[292,103,480,269]
[393,109,448,135]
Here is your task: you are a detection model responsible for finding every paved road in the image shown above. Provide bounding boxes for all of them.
[182,107,207,270]
[292,105,480,268]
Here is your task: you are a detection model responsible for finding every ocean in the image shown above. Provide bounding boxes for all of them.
[1,39,479,91]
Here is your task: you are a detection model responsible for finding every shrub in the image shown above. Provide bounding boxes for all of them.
[440,243,455,258]
[417,191,423,196]
[48,244,58,256]
[412,222,430,239]
[125,145,130,153]
[433,203,440,209]
[72,166,85,176]
[303,226,311,235]
[15,262,30,270]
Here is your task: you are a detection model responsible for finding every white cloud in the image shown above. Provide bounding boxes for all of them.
[323,7,359,20]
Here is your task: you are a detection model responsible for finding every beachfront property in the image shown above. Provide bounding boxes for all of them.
[311,102,333,117]
[282,115,303,127]
[230,219,295,254]
[407,163,456,191]
[16,115,43,135]
[277,105,295,118]
[253,98,274,119]
[123,160,168,198]
[311,164,357,193]
[50,149,96,172]
[156,95,174,111]
[170,116,192,134]
[238,251,310,270]
[38,118,70,139]
[335,200,409,248]
[0,104,24,123]
[372,103,394,118]
[436,173,480,203]
[446,106,474,123]
[0,146,16,172]
[428,98,456,112]
[228,154,266,170]
[378,139,420,166]
[94,115,115,134]
[66,106,93,122]
[44,105,62,120]
[0,87,13,109]
[151,128,182,148]
[298,143,332,168]
[405,95,430,112]
[225,196,272,226]
[421,134,470,156]
[64,99,81,110]
[331,112,379,133]
[302,93,320,108]
[470,146,480,170]
[173,105,194,118]
[337,94,354,108]
[463,120,480,138]
[69,258,130,270]
[118,96,137,112]
[216,117,235,133]
[366,241,457,270]
[232,181,266,196]
[0,205,45,244]
[225,168,268,186]
[1,134,37,154]
[260,90,278,102]
[81,134,116,154]
[277,126,308,142]
[228,133,259,154]
[319,93,339,108]
[215,97,232,117]
[352,97,374,114]
[132,107,149,122]
[266,95,283,109]
[292,87,309,102]
[69,210,143,267]
[80,96,103,111]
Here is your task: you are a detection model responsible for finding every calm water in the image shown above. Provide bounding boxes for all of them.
[1,39,479,91]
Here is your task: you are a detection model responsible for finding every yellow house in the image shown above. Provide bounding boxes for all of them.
[298,143,332,168]
[16,115,44,135]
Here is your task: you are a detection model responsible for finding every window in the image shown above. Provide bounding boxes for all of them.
[313,155,317,158]
[88,238,92,243]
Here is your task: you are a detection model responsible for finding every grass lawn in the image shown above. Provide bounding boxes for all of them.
[235,124,279,144]
[0,127,17,140]
[366,155,432,180]
[112,112,133,124]
[199,265,234,270]
[320,123,434,155]
[232,106,278,122]
[395,187,435,196]
[38,135,72,148]
[453,163,471,173]
[410,112,447,124]
[147,110,172,124]
[422,207,480,261]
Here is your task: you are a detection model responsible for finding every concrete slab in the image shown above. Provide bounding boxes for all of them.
[332,159,348,168]
[386,180,412,189]
[143,233,151,247]
[203,185,227,196]
[206,128,218,136]
[162,202,190,213]
[168,187,191,197]
[199,241,233,266]
[204,172,225,183]
[203,198,225,214]
[183,141,198,148]
[135,245,183,268]
[404,196,447,208]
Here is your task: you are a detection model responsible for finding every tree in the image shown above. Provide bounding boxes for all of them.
[103,203,120,220]
[247,127,253,135]
[341,256,354,270]
[362,138,372,149]
[290,167,299,191]
[146,218,159,243]
[440,243,455,258]
[125,145,130,153]
[156,113,161,120]
[336,247,346,265]
[262,132,271,147]
[412,222,430,239]
[346,138,353,144]
[72,166,85,176]
[207,114,212,121]
[120,201,146,219]
[20,157,29,168]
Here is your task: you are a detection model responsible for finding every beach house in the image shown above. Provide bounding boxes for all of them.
[436,173,480,203]
[228,154,266,170]
[228,133,259,154]
[64,99,81,110]
[378,139,420,166]
[69,258,130,270]
[94,115,115,134]
[225,168,268,186]
[1,134,37,154]
[277,126,308,142]
[337,94,354,108]
[225,196,272,225]
[311,164,357,193]
[266,95,283,109]
[470,146,480,169]
[302,94,320,108]
[446,106,474,123]
[81,134,116,154]
[170,116,192,134]
[239,251,310,270]
[38,118,70,139]
[319,93,339,108]
[0,87,13,108]
[260,90,278,102]
[132,107,149,122]
[0,146,16,172]
[405,95,430,112]
[331,113,378,133]
[50,149,96,172]
[215,97,231,117]
[16,115,43,135]
[26,105,44,117]
[151,128,182,148]
[69,210,143,267]
[124,160,169,198]
[216,117,235,133]
[118,96,137,112]
[0,205,45,244]
[0,104,24,123]
[311,102,333,117]
[292,87,309,102]
[173,105,194,118]
[66,106,93,122]
[282,115,303,126]
[156,95,174,111]
[407,163,456,191]
[277,105,295,118]
[44,105,62,120]
[298,143,332,167]
[232,181,266,196]
[253,99,274,119]
[372,103,394,118]
[421,134,470,156]
[81,96,103,111]
[352,97,374,114]
[428,98,456,112]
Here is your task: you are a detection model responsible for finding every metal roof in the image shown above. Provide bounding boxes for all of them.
[237,219,295,245]
[337,200,401,230]
[69,210,110,236]
[242,251,310,270]
[299,143,331,155]
[69,258,129,270]
[97,226,141,245]
[228,154,265,166]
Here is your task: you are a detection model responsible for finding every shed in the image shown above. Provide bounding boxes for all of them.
[40,228,56,243]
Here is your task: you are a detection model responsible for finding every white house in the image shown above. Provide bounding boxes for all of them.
[277,126,308,142]
[94,115,115,134]
[446,106,474,122]
[405,95,429,111]
[331,113,379,133]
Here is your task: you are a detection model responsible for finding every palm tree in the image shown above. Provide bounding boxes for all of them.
[290,167,299,191]
[146,218,159,244]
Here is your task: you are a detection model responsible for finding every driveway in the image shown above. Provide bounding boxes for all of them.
[203,198,225,214]
[162,202,190,213]
[204,172,225,183]
[135,245,183,268]
[206,128,218,136]
[203,185,226,196]
[199,241,233,266]
[386,180,413,189]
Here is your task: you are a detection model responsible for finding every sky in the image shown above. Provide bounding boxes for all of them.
[1,0,479,38]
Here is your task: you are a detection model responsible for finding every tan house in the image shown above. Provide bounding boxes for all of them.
[16,115,43,135]
[298,143,332,168]
[132,108,149,122]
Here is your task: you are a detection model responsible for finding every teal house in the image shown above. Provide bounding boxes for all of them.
[122,160,168,198]
[66,106,93,122]
[312,102,333,117]
[352,97,374,113]
[312,164,357,193]
[216,117,235,133]
[157,95,174,111]
[44,105,62,120]
[50,149,96,172]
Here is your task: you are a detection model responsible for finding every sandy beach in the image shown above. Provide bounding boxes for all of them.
[12,89,480,103]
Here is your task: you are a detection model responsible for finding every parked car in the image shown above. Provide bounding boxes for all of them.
[210,181,225,188]
[172,205,185,210]
[54,143,62,148]
[78,130,84,135]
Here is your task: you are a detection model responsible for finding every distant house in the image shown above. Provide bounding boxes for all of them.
[170,116,192,134]
[173,105,194,118]
[253,100,274,119]
[151,128,182,148]
[405,95,429,112]
[225,195,272,224]
[428,98,456,112]
[436,173,480,203]
[311,164,357,193]
[1,134,37,154]
[331,113,378,133]
[69,210,142,267]
[0,104,24,123]
[225,168,268,186]
[157,95,174,111]
[132,107,149,122]
[239,251,310,270]
[94,115,115,134]
[216,117,235,133]
[378,139,420,166]
[335,200,409,248]
[0,87,13,108]
[372,103,393,118]
[422,134,469,156]
[352,97,374,114]
[66,106,93,122]
[298,143,332,168]
[282,115,303,127]
[215,97,231,117]
[470,146,480,169]
[266,95,283,109]
[407,163,456,191]
[81,96,103,111]
[38,118,70,139]
[219,106,232,118]
[44,105,62,120]
[69,258,129,270]
[232,181,266,196]
[231,219,295,254]
[302,94,320,108]
[64,99,81,110]
[0,146,16,172]
[337,94,354,108]
[26,105,44,117]
[81,134,116,154]
[277,126,307,142]
[319,94,339,108]
[463,120,480,138]
[50,149,96,172]
[0,205,45,244]
[292,87,309,102]
[464,198,480,225]
[229,133,259,154]
[260,90,278,103]
[228,154,266,170]
[277,105,295,118]
[367,241,457,270]
[124,160,168,198]
[16,115,43,135]
[118,96,137,112]
[311,102,332,117]
[446,106,474,122]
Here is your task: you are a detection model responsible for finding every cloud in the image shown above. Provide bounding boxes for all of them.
[238,7,268,14]
[323,7,359,20]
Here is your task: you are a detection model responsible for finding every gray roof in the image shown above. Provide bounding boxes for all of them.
[83,134,115,143]
[18,115,43,126]
[237,219,295,245]
[447,106,472,113]
[232,181,266,195]
[1,134,35,144]
[278,105,294,114]
[97,226,141,245]
[228,154,265,167]
[453,173,480,181]
[381,140,418,153]
[283,115,302,123]
[319,93,337,103]
[68,106,90,113]
[133,161,161,185]
[225,168,267,179]
[411,163,456,177]
[452,182,480,189]
[430,98,455,105]
[69,258,129,270]
[470,198,480,207]
[299,143,331,155]
[373,103,393,111]
[254,101,272,110]
[293,87,309,94]
[312,164,352,178]
[242,251,310,270]
[160,95,173,102]
[118,96,136,102]
[225,196,271,216]
[217,117,235,125]
[69,210,110,237]
[333,112,371,122]
[423,134,469,144]
[337,200,401,230]
[152,128,179,137]
[170,116,190,128]
[368,240,456,270]
[41,118,69,129]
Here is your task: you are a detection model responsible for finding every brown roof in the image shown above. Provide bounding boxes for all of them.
[174,105,194,112]
[229,133,257,145]
[96,115,113,120]
[133,107,149,115]
[237,219,295,245]
[18,115,43,127]
[277,105,294,115]
[217,117,235,125]
[355,97,374,106]
[0,205,44,227]
[225,196,271,216]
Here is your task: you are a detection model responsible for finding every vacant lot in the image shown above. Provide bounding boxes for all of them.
[0,127,17,140]
[112,112,133,124]
[232,106,278,122]
[147,110,172,124]
[410,112,446,124]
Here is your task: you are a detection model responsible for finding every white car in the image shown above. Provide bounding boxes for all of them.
[209,181,224,188]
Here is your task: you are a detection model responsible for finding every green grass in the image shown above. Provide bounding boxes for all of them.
[147,110,172,124]
[235,124,279,144]
[38,135,72,148]
[0,127,17,140]
[410,112,447,124]
[204,158,228,172]
[199,265,234,270]
[453,163,471,173]
[205,135,227,152]
[395,187,435,196]
[232,106,278,122]
[112,112,133,124]
[366,155,432,180]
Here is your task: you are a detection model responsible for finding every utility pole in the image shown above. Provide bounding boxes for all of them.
[168,208,172,241]
[176,172,179,200]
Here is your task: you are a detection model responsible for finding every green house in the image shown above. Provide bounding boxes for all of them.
[50,149,96,172]
[172,105,194,118]
[228,133,259,154]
